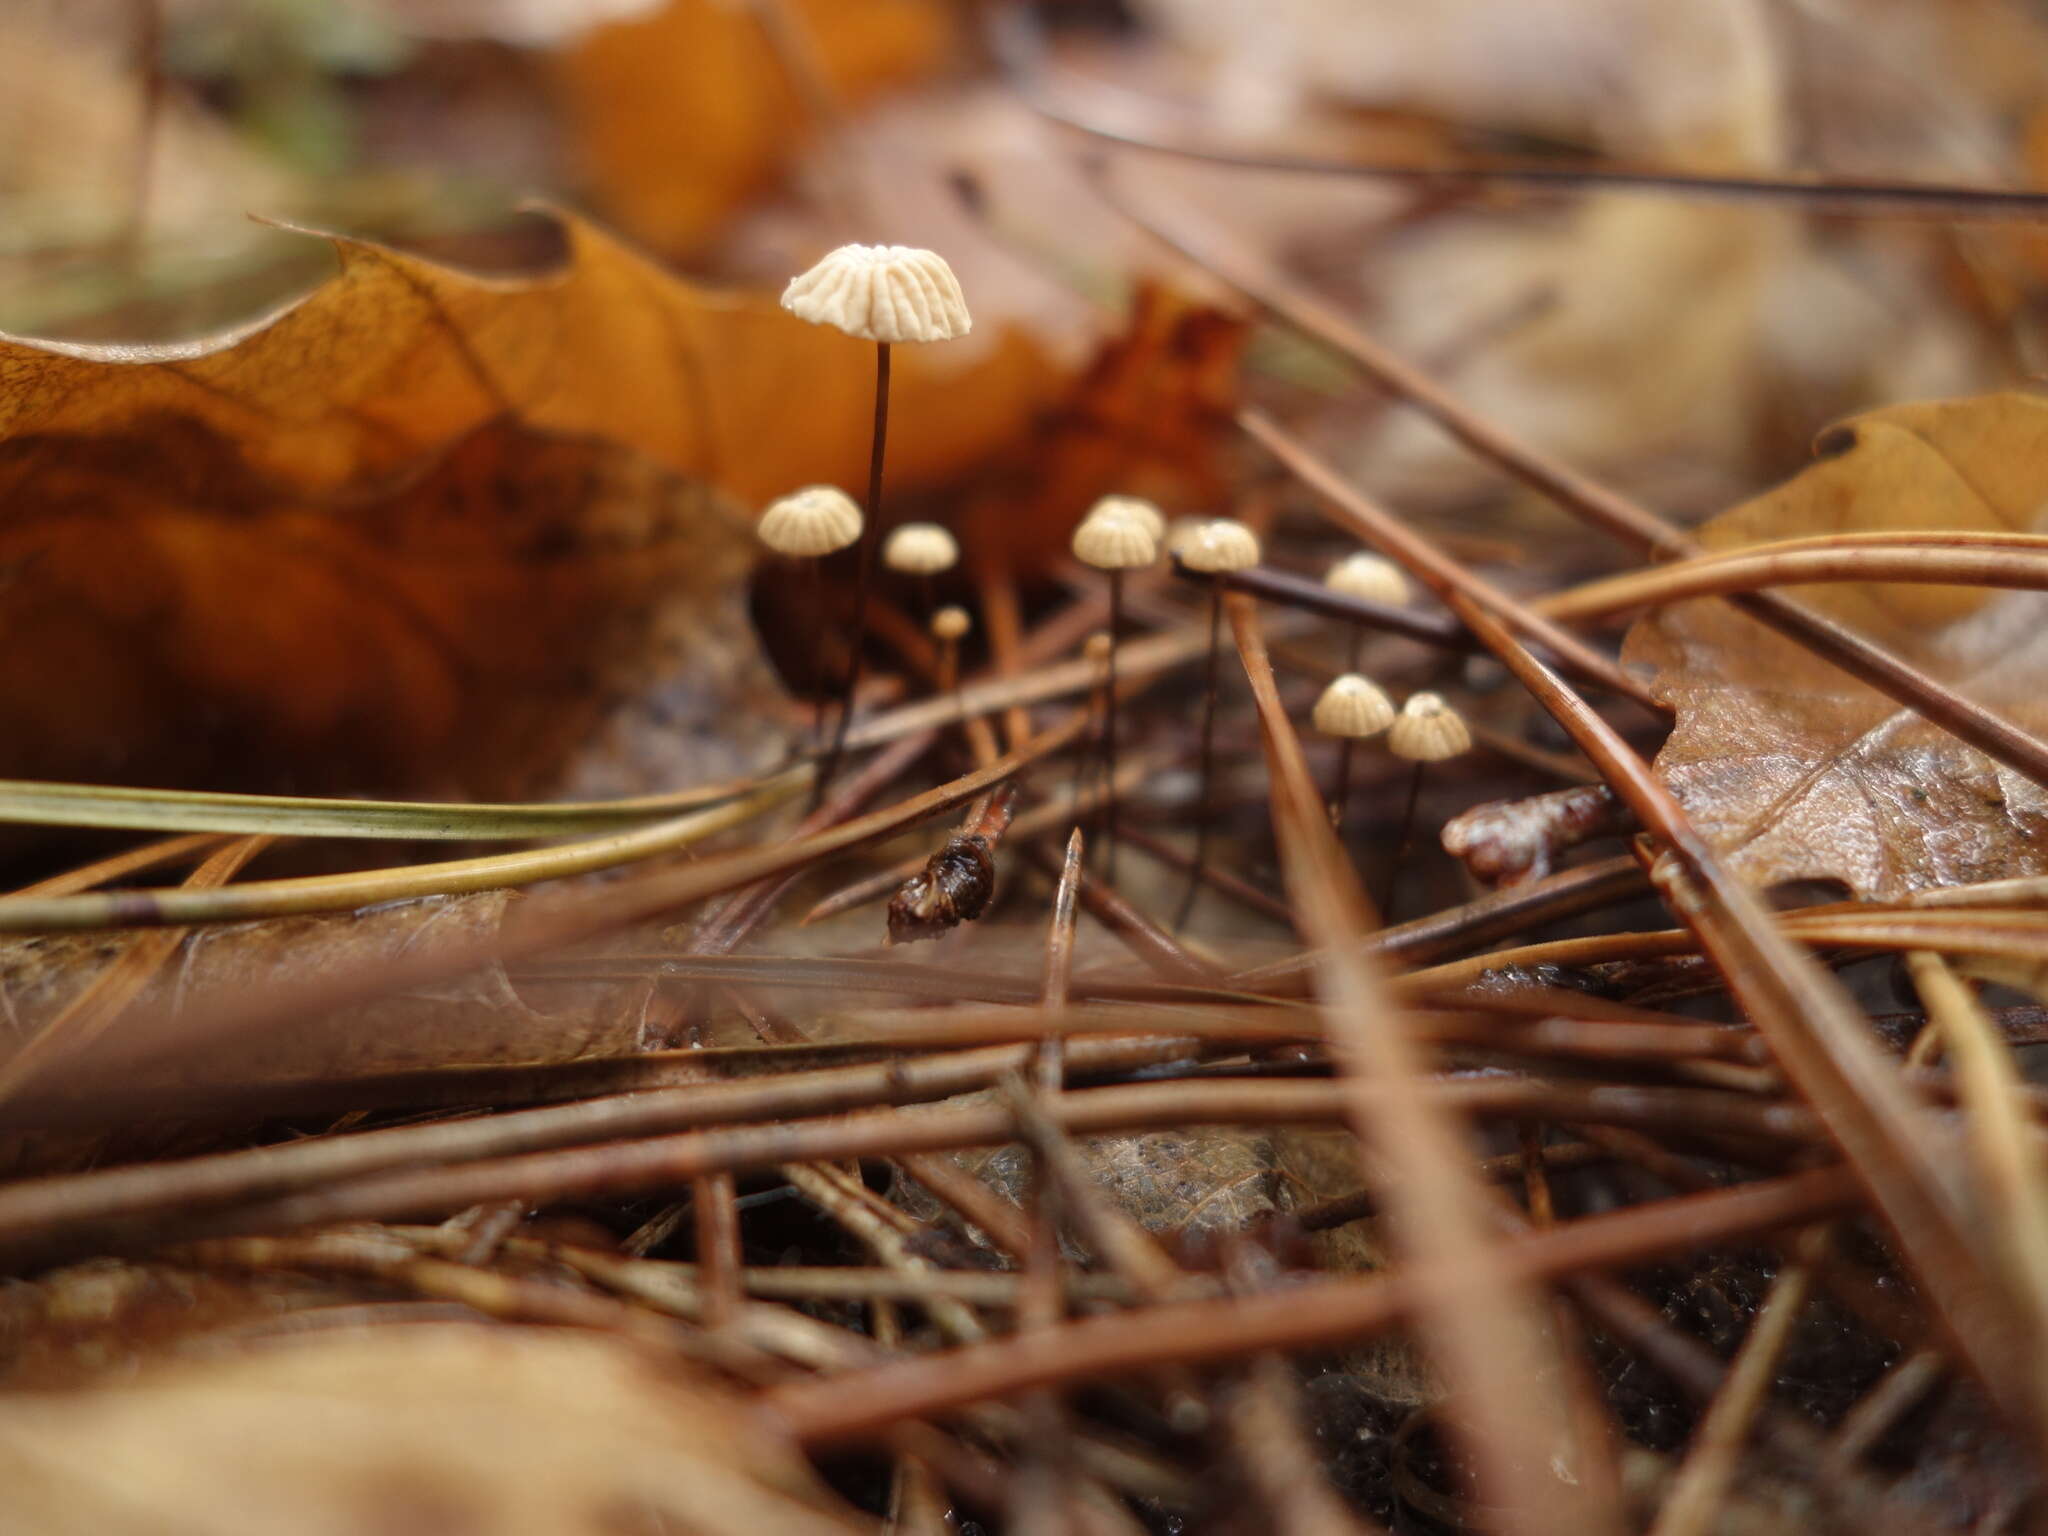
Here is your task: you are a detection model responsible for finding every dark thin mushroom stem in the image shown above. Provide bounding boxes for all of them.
[1102,569,1123,882]
[1176,575,1226,932]
[1333,625,1364,828]
[1381,761,1425,922]
[818,340,891,802]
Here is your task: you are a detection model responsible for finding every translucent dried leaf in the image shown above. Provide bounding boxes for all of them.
[1625,393,2048,898]
[0,419,781,797]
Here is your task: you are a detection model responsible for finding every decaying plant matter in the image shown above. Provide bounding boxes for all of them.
[7,2,2048,1533]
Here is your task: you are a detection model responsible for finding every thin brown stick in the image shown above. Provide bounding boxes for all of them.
[1229,592,1613,1536]
[757,1166,1858,1446]
[1540,539,2048,621]
[1241,413,1663,715]
[0,834,269,1103]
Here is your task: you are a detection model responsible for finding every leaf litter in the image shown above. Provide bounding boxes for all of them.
[6,3,2048,1532]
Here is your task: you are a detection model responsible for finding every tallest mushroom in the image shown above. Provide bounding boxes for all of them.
[781,244,972,795]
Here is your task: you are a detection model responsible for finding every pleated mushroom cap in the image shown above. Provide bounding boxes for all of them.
[1312,674,1396,739]
[930,606,972,643]
[1325,552,1410,607]
[1388,692,1472,762]
[1084,495,1165,542]
[757,486,863,558]
[781,245,971,344]
[883,522,960,575]
[1178,519,1261,574]
[1072,511,1159,571]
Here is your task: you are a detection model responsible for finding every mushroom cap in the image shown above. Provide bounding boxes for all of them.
[1388,692,1472,762]
[1163,516,1209,558]
[1071,510,1159,570]
[930,605,972,642]
[1324,551,1410,607]
[883,522,960,575]
[1084,494,1166,542]
[1179,518,1261,574]
[757,485,863,558]
[1312,674,1396,739]
[1082,631,1113,664]
[781,244,971,344]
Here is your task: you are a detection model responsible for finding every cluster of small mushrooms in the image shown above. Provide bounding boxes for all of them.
[756,242,1470,924]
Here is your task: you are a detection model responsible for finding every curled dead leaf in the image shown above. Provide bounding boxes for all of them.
[0,208,1062,508]
[1625,392,2048,899]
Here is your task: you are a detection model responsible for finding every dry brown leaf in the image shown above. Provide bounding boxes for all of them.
[0,207,1069,792]
[0,1322,868,1535]
[0,416,790,796]
[1624,392,2048,899]
[556,0,954,255]
[0,207,1061,508]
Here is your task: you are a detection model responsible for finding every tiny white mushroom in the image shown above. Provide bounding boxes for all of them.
[1388,692,1472,763]
[1175,518,1261,929]
[1071,512,1159,571]
[757,486,863,558]
[781,244,971,345]
[1083,494,1166,544]
[779,244,971,796]
[1314,672,1396,832]
[1381,692,1473,920]
[1313,674,1396,739]
[1324,551,1409,607]
[1070,513,1158,876]
[1178,518,1261,574]
[883,522,960,576]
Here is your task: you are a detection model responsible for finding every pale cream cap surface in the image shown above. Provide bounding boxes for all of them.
[1324,551,1410,607]
[1072,511,1160,570]
[1084,494,1166,542]
[781,244,971,344]
[883,522,960,575]
[1312,674,1396,738]
[1179,519,1261,574]
[1388,692,1472,762]
[757,485,862,557]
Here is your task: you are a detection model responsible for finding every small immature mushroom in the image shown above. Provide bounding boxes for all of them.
[1324,551,1410,608]
[1321,551,1409,819]
[1071,507,1161,879]
[1389,692,1472,762]
[1174,518,1261,930]
[758,486,864,746]
[1084,494,1166,544]
[782,243,970,798]
[1382,691,1473,919]
[929,604,971,707]
[757,485,864,558]
[882,522,960,577]
[1313,674,1396,831]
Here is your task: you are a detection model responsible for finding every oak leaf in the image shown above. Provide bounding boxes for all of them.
[0,208,1062,507]
[0,210,1062,793]
[1624,393,2048,899]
